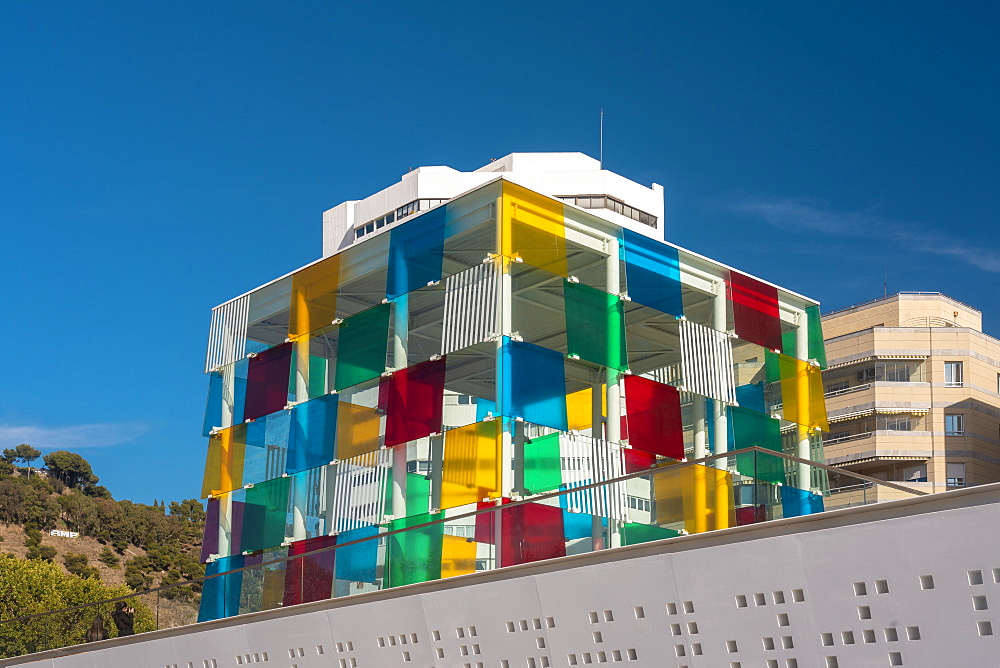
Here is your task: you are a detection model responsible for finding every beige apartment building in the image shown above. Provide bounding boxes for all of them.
[821,292,1000,501]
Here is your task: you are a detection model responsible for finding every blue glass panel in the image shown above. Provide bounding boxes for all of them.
[233,358,249,425]
[198,555,244,622]
[780,485,825,518]
[563,511,602,540]
[500,338,568,431]
[475,398,497,422]
[203,371,223,437]
[387,206,446,299]
[621,230,684,317]
[286,394,339,474]
[335,525,379,583]
[735,382,766,413]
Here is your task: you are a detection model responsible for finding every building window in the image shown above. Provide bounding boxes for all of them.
[944,414,964,436]
[825,380,850,394]
[944,361,963,387]
[878,415,912,431]
[946,462,966,487]
[561,195,658,228]
[627,496,651,512]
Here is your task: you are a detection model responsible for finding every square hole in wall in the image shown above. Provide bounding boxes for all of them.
[736,594,748,608]
[533,618,542,629]
[777,613,790,627]
[786,660,798,668]
[633,606,644,619]
[993,568,1000,584]
[593,632,603,644]
[978,621,993,636]
[730,663,741,668]
[726,640,738,653]
[843,631,855,645]
[853,582,867,596]
[919,575,934,590]
[973,595,988,610]
[764,637,777,650]
[536,638,545,649]
[626,649,637,660]
[456,628,465,639]
[683,601,695,613]
[589,611,599,624]
[691,643,702,656]
[858,606,872,620]
[545,617,555,628]
[596,651,606,663]
[767,661,779,668]
[401,651,410,662]
[611,650,622,662]
[905,627,920,641]
[884,628,899,642]
[666,602,678,615]
[520,620,529,631]
[875,580,889,594]
[670,623,681,636]
[754,593,767,606]
[820,633,833,647]
[969,570,985,585]
[505,622,514,634]
[792,589,805,602]
[773,591,785,604]
[603,610,613,622]
[674,645,686,657]
[435,648,444,659]
[781,636,793,649]
[889,652,902,666]
[687,622,699,634]
[467,628,475,638]
[568,655,578,666]
[862,629,876,644]
[825,658,839,668]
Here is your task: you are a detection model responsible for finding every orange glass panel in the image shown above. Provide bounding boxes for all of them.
[336,401,382,460]
[441,534,477,579]
[653,464,735,534]
[500,181,567,277]
[290,254,342,338]
[441,420,501,510]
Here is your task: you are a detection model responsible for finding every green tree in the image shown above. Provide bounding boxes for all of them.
[1,445,41,477]
[62,553,99,579]
[0,555,154,657]
[41,451,98,490]
[97,546,119,568]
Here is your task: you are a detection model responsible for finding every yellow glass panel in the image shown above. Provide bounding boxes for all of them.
[653,464,734,534]
[566,386,606,431]
[336,401,382,460]
[441,421,501,510]
[441,534,477,579]
[202,425,246,498]
[290,254,342,339]
[500,181,567,277]
[780,356,829,432]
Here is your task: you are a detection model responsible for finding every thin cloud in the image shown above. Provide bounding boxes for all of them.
[0,422,150,451]
[727,196,1000,273]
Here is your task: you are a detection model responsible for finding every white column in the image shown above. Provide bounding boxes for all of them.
[712,283,729,469]
[692,395,707,460]
[291,475,307,541]
[217,494,232,557]
[221,364,235,429]
[391,295,409,518]
[295,336,309,403]
[605,236,623,548]
[795,312,812,490]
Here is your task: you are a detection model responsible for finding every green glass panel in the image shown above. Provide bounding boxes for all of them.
[335,303,390,391]
[387,511,443,587]
[764,350,782,384]
[564,280,627,371]
[729,406,784,483]
[287,351,331,400]
[781,329,797,358]
[405,472,430,517]
[621,522,680,546]
[241,476,291,553]
[806,306,827,368]
[524,432,562,494]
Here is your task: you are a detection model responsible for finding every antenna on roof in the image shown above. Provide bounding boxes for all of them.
[884,264,888,297]
[599,108,604,169]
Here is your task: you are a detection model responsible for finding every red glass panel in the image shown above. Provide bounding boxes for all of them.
[735,505,767,526]
[244,343,293,421]
[728,271,782,351]
[623,448,657,474]
[283,535,336,606]
[621,375,683,459]
[379,358,447,447]
[200,498,220,563]
[499,502,566,567]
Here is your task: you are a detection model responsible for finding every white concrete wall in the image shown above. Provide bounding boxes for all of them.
[13,484,1000,668]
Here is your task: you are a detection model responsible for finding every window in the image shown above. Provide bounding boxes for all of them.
[825,380,850,394]
[561,195,658,228]
[944,362,963,386]
[945,414,964,436]
[627,496,651,512]
[946,462,966,487]
[878,415,912,431]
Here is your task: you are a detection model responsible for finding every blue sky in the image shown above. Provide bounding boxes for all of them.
[1,2,997,504]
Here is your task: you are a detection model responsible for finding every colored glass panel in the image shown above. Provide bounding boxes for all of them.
[653,464,735,534]
[621,522,680,546]
[501,339,568,431]
[335,303,391,390]
[241,476,290,553]
[201,424,247,498]
[388,511,443,587]
[620,230,683,317]
[203,371,223,437]
[198,555,244,622]
[729,406,784,483]
[523,432,562,494]
[728,270,782,351]
[405,472,431,517]
[566,386,605,431]
[200,498,220,563]
[735,382,766,413]
[441,420,501,510]
[286,394,339,475]
[290,254,341,338]
[500,502,566,567]
[288,349,330,401]
[562,511,596,540]
[380,357,447,447]
[623,448,656,473]
[774,353,829,431]
[622,375,683,459]
[335,525,379,583]
[500,181,567,277]
[564,280,627,371]
[336,400,382,459]
[228,497,246,557]
[283,535,336,606]
[806,306,827,368]
[441,534,477,579]
[230,357,249,426]
[387,205,447,299]
[244,343,293,421]
[780,485,825,518]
